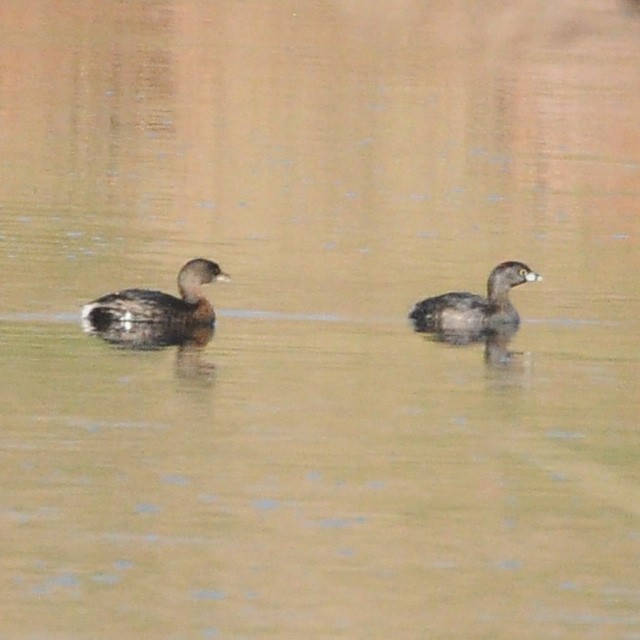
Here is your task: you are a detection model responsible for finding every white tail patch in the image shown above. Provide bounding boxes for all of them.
[81,303,97,320]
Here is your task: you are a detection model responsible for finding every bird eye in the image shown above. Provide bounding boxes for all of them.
[519,268,527,277]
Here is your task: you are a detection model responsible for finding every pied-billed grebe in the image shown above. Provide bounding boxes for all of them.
[81,258,229,330]
[409,261,542,335]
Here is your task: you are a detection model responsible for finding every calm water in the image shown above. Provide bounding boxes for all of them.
[1,1,640,638]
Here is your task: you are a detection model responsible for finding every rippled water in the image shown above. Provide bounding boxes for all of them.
[1,1,640,638]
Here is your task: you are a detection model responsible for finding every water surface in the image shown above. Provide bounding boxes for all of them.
[1,2,639,638]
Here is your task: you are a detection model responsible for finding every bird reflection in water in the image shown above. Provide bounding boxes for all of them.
[482,325,519,368]
[82,319,216,380]
[412,324,520,369]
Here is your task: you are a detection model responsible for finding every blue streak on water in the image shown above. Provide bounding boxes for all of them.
[559,581,580,591]
[546,430,586,440]
[160,474,190,486]
[32,572,80,595]
[198,494,219,503]
[104,532,216,545]
[67,417,168,432]
[222,308,345,323]
[313,516,367,529]
[0,310,622,330]
[192,589,226,601]
[135,503,162,515]
[0,312,81,323]
[91,572,120,585]
[251,498,280,512]
[306,471,323,483]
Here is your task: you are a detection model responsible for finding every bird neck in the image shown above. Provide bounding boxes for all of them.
[179,283,203,304]
[487,280,511,308]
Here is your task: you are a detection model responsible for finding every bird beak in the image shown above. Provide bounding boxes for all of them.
[216,272,231,282]
[525,272,542,282]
